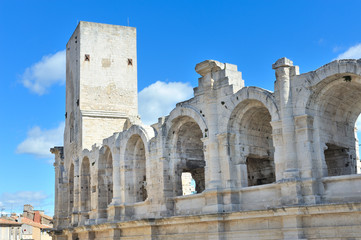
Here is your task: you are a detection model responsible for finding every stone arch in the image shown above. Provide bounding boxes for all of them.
[120,124,155,150]
[227,98,276,187]
[124,134,147,202]
[307,69,361,177]
[119,125,154,203]
[167,106,208,137]
[80,156,91,220]
[306,59,361,89]
[97,145,113,219]
[229,87,280,123]
[166,115,205,196]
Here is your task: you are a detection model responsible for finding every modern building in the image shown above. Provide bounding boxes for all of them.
[21,204,52,240]
[0,205,53,240]
[0,218,22,240]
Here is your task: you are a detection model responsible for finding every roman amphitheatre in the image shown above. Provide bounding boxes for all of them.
[51,21,361,239]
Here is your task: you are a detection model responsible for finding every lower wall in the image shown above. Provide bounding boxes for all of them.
[53,202,361,240]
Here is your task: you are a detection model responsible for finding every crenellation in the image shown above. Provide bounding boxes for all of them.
[52,22,361,240]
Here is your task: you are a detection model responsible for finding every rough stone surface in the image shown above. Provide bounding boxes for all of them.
[51,22,361,240]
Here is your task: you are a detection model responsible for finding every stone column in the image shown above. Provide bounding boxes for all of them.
[238,160,248,188]
[200,93,223,214]
[203,135,222,190]
[108,148,121,221]
[194,60,226,190]
[202,136,224,214]
[294,115,315,179]
[273,58,303,205]
[217,133,240,212]
[51,147,67,229]
[203,101,222,190]
[272,58,299,180]
[111,150,121,204]
[226,133,248,188]
[52,148,61,228]
[270,121,285,181]
[217,133,233,187]
[72,157,80,226]
[294,115,321,204]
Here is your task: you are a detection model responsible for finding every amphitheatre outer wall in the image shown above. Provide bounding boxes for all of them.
[52,21,361,240]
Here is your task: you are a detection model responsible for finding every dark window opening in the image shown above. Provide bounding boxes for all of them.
[246,157,275,186]
[325,144,353,176]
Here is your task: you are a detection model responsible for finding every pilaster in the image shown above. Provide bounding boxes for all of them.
[272,58,299,180]
[72,157,80,227]
[294,115,321,204]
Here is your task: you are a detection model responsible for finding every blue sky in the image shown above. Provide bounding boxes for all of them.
[1,0,361,215]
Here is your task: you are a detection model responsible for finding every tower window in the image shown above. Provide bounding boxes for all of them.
[85,54,90,61]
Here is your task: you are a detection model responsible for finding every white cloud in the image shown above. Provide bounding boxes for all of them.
[138,81,194,125]
[21,50,66,95]
[335,43,361,59]
[0,191,49,214]
[16,122,64,159]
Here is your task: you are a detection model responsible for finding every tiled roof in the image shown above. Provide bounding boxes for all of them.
[21,217,52,229]
[0,218,22,226]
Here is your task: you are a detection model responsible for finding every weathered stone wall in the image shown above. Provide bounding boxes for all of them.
[65,21,138,154]
[52,22,361,240]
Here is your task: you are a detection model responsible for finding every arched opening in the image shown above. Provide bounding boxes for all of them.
[311,75,361,177]
[229,100,275,187]
[324,144,352,176]
[97,146,113,219]
[80,157,91,218]
[169,117,205,196]
[124,135,147,202]
[68,163,74,220]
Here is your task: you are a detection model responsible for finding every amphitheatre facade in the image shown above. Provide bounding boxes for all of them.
[51,22,361,239]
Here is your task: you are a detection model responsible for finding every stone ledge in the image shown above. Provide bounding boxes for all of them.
[81,110,129,119]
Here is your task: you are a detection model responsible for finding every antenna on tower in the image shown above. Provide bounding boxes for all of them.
[127,17,130,26]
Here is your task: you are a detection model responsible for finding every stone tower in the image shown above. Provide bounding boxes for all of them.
[64,21,138,152]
